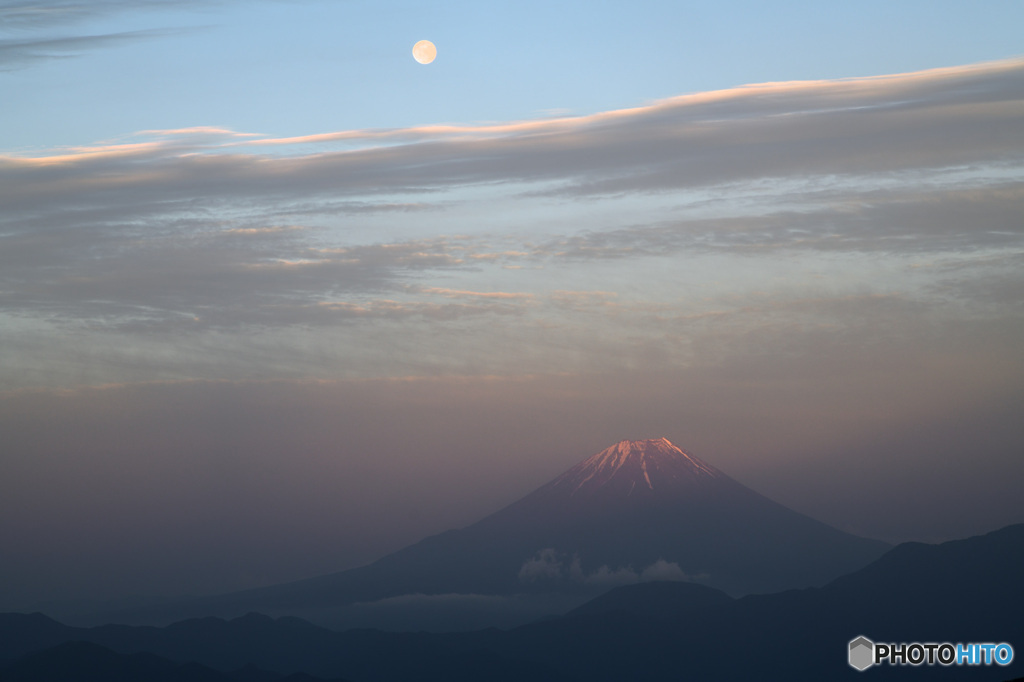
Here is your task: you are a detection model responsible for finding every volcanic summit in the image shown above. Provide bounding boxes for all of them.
[545,437,723,499]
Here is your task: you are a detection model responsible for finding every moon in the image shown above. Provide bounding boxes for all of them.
[412,40,436,65]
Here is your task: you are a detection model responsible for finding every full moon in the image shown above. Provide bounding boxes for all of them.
[412,40,436,65]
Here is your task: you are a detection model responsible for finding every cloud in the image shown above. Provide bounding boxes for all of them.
[0,29,179,69]
[0,227,489,327]
[572,558,695,586]
[518,548,563,582]
[4,59,1021,225]
[0,0,290,69]
[519,551,695,587]
[0,1,206,28]
[1,59,1022,390]
[577,563,641,587]
[4,58,1023,200]
[417,287,534,301]
[640,559,693,582]
[541,179,1024,259]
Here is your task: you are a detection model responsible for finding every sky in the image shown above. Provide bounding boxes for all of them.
[1,0,1023,611]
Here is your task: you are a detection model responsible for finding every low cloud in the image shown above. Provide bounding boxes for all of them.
[640,559,694,582]
[519,550,696,586]
[576,562,642,587]
[574,558,696,586]
[518,549,564,582]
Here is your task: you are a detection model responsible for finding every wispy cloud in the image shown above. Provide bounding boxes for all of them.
[0,28,178,68]
[542,180,1024,259]
[0,1,205,28]
[4,58,1022,196]
[417,287,535,301]
[0,0,276,69]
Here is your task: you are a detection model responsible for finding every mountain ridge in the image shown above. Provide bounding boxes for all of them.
[2,523,1021,681]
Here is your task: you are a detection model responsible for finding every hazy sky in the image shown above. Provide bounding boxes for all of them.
[2,0,1023,610]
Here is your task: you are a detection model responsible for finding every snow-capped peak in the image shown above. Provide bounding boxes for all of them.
[553,437,721,497]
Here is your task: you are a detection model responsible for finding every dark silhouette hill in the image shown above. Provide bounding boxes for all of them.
[0,640,353,682]
[477,523,1024,681]
[3,523,1020,681]
[99,438,888,629]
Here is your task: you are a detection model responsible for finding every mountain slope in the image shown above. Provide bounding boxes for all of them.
[469,438,887,593]
[95,438,888,629]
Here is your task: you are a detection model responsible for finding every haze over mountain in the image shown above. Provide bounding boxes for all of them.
[98,438,887,630]
[3,524,1020,681]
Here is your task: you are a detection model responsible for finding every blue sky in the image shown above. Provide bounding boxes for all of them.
[6,0,1024,151]
[1,0,1023,609]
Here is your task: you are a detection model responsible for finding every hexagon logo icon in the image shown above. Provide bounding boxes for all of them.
[849,636,874,671]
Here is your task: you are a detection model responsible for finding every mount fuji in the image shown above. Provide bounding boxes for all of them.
[97,438,889,629]
[453,437,888,595]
